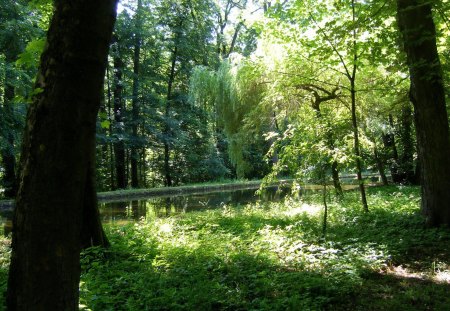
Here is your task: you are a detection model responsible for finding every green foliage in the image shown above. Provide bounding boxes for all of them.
[75,186,450,310]
[16,38,45,69]
[189,58,272,179]
[0,237,10,311]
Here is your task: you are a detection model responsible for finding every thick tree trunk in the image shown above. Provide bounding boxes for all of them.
[397,0,450,226]
[113,47,126,189]
[6,1,117,310]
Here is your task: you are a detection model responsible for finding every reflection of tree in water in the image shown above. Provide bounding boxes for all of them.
[0,187,291,230]
[100,187,289,223]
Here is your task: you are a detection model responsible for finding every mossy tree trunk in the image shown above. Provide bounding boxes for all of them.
[397,0,450,226]
[6,1,117,309]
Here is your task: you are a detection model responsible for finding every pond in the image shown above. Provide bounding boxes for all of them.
[0,183,362,235]
[0,186,291,235]
[99,186,290,224]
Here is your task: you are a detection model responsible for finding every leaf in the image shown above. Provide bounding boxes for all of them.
[100,120,111,129]
[16,38,46,68]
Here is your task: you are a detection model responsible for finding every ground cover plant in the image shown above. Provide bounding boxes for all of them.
[77,186,450,310]
[1,186,450,310]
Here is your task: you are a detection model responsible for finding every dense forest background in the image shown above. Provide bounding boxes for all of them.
[1,0,450,194]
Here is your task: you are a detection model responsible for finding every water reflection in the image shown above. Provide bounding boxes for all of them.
[100,187,288,223]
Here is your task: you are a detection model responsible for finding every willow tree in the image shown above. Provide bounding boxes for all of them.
[189,58,271,178]
[6,1,117,309]
[397,0,450,226]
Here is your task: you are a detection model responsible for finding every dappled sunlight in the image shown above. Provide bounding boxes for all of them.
[434,270,450,284]
[384,265,427,281]
[284,203,322,217]
[158,222,173,234]
[383,265,450,285]
[77,187,450,309]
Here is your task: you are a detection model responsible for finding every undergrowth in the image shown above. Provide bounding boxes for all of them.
[79,186,450,310]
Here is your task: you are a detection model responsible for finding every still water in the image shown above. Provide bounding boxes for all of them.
[0,187,290,235]
[100,187,289,224]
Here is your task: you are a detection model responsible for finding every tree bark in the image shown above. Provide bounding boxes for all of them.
[397,0,450,226]
[6,1,117,310]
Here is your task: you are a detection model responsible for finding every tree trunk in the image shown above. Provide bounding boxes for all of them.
[310,96,343,197]
[348,0,368,212]
[131,0,142,188]
[106,63,116,189]
[397,0,450,226]
[112,44,126,189]
[6,1,117,309]
[350,79,368,212]
[0,52,19,198]
[330,160,343,196]
[373,140,389,185]
[399,101,416,184]
[383,114,402,182]
[164,31,180,187]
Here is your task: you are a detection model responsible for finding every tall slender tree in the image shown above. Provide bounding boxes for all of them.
[112,37,127,189]
[6,1,117,309]
[131,0,143,188]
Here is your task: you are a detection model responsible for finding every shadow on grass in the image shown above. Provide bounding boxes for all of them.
[80,242,450,311]
[325,203,450,271]
[348,271,450,311]
[81,246,351,310]
[81,203,450,311]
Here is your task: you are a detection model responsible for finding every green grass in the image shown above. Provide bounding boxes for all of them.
[78,185,450,310]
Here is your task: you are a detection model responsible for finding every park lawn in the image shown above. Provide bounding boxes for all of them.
[1,186,450,310]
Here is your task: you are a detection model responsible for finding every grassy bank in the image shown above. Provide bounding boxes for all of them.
[0,186,449,310]
[78,185,449,310]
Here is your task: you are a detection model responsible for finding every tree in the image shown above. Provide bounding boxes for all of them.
[111,35,127,189]
[0,0,42,198]
[131,0,143,188]
[396,0,450,226]
[6,1,117,309]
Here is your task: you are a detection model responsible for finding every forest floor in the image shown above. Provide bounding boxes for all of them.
[0,186,449,310]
